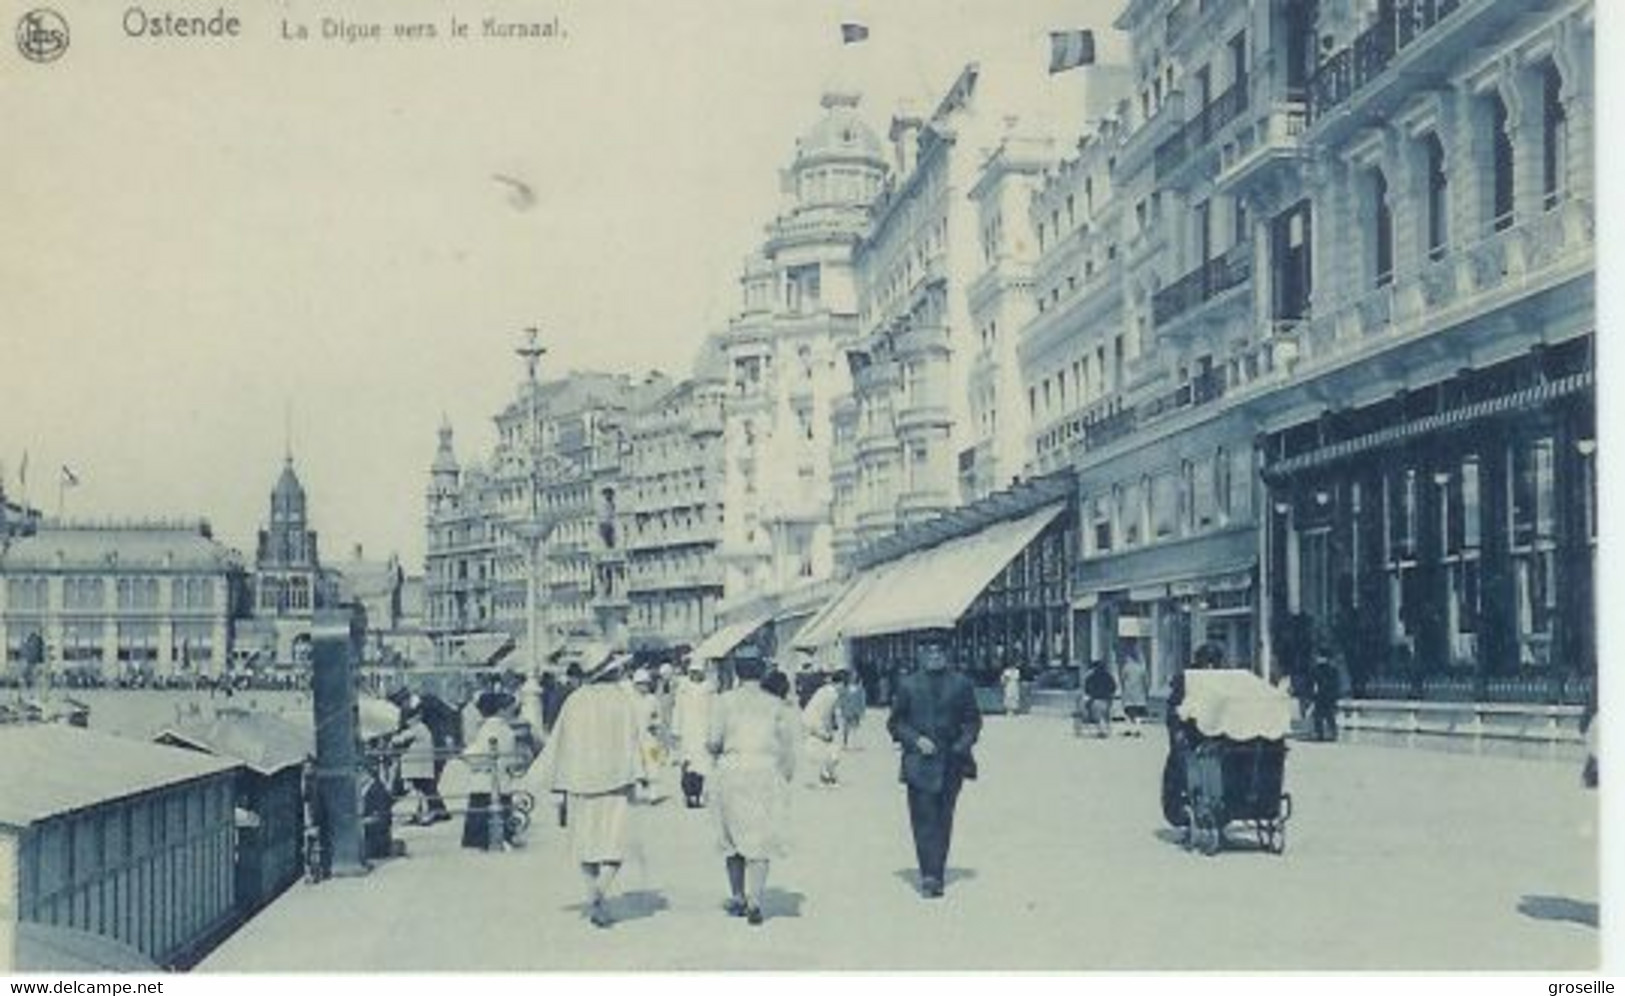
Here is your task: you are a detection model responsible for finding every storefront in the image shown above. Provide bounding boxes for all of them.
[1260,341,1594,703]
[795,475,1077,698]
[1072,525,1258,695]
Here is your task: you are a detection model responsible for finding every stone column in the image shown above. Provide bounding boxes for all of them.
[1447,89,1488,287]
[1307,154,1351,340]
[1383,126,1419,278]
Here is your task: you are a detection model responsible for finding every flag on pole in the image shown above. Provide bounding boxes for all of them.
[17,451,27,488]
[1049,29,1096,74]
[840,22,868,44]
[60,465,79,487]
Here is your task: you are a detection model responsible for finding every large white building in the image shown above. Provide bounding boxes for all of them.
[718,92,888,603]
[1032,0,1595,701]
[424,362,664,665]
[624,373,728,649]
[0,521,242,680]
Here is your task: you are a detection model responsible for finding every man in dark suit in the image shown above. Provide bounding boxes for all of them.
[887,631,982,899]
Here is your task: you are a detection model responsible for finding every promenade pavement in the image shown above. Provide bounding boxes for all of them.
[201,711,1598,972]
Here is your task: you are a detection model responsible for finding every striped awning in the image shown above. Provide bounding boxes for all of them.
[1267,372,1592,478]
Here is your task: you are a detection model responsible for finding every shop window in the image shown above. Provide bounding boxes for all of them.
[1510,437,1555,548]
[1385,468,1418,560]
[1514,549,1556,667]
[1300,527,1332,623]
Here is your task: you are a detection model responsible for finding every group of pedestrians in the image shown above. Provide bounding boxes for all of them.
[499,630,981,928]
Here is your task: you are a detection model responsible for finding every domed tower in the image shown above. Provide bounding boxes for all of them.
[718,92,888,605]
[786,91,889,217]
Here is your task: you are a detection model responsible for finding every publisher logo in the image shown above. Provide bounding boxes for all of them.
[17,8,68,62]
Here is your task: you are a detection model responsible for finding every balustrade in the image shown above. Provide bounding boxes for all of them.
[1309,0,1464,120]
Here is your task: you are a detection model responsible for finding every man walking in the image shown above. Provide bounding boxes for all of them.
[1081,659,1117,739]
[1311,653,1341,742]
[887,631,982,899]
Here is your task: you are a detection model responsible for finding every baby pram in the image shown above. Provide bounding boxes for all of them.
[1165,670,1293,855]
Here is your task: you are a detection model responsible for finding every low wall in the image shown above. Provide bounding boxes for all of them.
[1335,698,1588,762]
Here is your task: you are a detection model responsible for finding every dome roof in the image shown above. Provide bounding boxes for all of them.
[795,92,885,167]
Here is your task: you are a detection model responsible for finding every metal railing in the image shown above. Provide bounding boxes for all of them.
[1155,79,1249,179]
[1359,670,1592,705]
[1152,241,1253,326]
[1309,0,1464,121]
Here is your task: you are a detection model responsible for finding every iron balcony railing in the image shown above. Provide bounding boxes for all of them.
[1309,0,1463,121]
[1154,79,1249,179]
[1082,406,1137,451]
[1152,241,1253,327]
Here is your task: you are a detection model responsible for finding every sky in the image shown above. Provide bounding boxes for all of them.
[0,0,1130,570]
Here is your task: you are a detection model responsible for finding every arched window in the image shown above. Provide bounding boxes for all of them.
[1542,62,1567,209]
[1423,134,1448,260]
[1488,93,1515,229]
[1370,167,1393,286]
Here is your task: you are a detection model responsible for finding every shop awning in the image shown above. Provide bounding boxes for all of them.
[837,502,1066,640]
[1266,371,1591,478]
[453,632,516,668]
[691,616,768,662]
[792,572,885,650]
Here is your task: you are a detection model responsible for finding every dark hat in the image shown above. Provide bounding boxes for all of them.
[475,690,515,717]
[916,629,952,648]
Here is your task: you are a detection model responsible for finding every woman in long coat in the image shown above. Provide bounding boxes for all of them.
[707,657,798,925]
[536,656,648,928]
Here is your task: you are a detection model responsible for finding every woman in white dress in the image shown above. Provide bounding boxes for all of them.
[707,657,798,925]
[536,656,648,928]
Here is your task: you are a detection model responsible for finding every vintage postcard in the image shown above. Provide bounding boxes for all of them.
[0,0,1605,975]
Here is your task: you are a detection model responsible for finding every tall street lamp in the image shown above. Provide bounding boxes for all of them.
[512,327,553,675]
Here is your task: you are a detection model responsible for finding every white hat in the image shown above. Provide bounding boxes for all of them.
[632,668,652,685]
[658,663,675,678]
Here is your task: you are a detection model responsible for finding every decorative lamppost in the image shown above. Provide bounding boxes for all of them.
[512,328,553,674]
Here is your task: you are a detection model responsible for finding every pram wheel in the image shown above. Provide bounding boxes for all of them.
[1199,820,1222,856]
